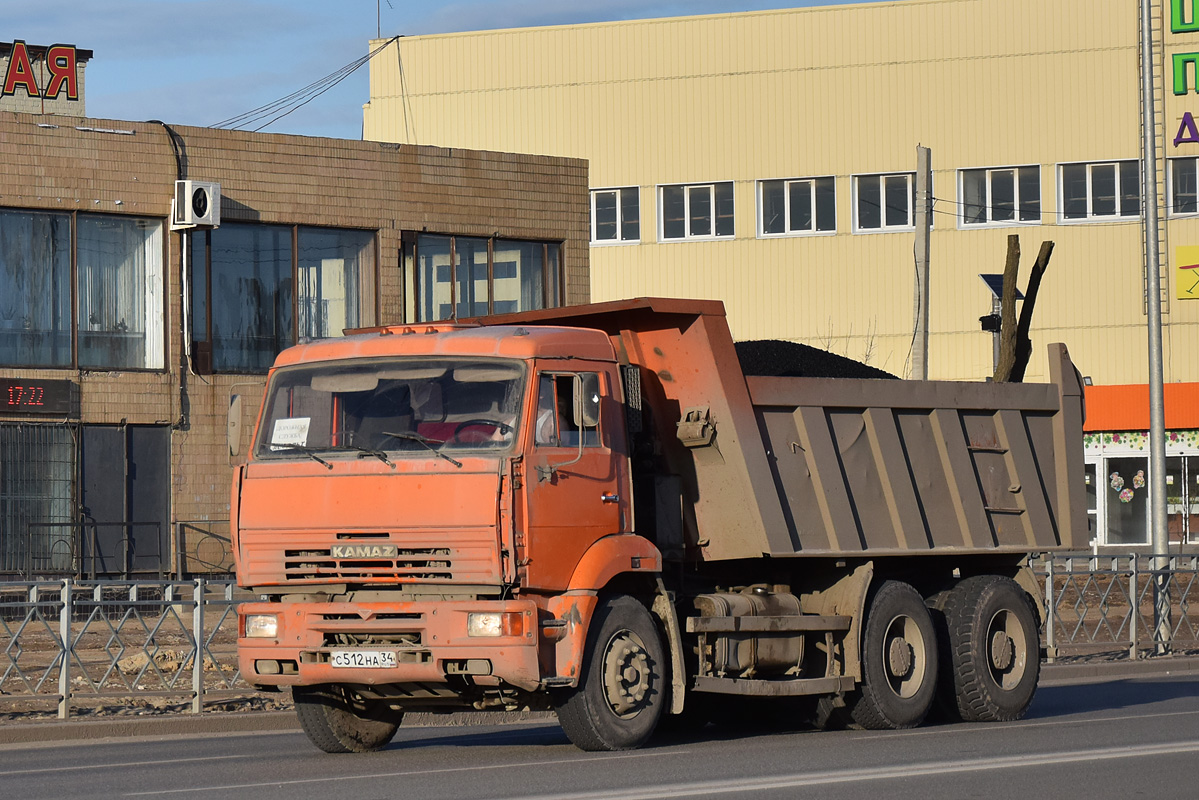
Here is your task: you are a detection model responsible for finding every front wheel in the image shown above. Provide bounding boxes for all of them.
[942,575,1040,722]
[293,685,401,753]
[846,580,937,730]
[554,594,666,751]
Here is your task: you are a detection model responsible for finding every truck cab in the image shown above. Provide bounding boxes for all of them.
[234,322,661,750]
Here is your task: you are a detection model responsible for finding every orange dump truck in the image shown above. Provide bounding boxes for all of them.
[233,298,1086,753]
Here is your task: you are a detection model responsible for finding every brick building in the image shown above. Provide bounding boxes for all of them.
[0,110,589,578]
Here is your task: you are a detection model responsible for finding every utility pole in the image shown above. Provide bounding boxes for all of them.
[1139,0,1170,654]
[912,145,932,380]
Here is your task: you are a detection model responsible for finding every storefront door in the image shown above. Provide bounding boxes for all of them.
[80,425,169,577]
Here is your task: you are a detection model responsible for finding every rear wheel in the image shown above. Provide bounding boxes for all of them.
[554,595,666,751]
[942,575,1040,722]
[847,580,937,730]
[293,685,401,753]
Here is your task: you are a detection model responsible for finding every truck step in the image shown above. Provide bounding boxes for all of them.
[693,675,855,697]
[685,614,851,634]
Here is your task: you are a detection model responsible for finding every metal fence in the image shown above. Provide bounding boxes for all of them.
[0,579,252,719]
[174,520,234,577]
[1043,554,1199,661]
[1,558,1196,721]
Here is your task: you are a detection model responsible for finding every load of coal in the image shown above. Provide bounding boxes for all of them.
[734,340,899,380]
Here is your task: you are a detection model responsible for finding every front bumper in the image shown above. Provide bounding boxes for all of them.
[238,598,542,691]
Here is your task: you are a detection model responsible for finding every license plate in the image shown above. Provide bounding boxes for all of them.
[330,650,397,669]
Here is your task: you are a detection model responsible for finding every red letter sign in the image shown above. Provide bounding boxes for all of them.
[3,40,39,97]
[43,44,78,100]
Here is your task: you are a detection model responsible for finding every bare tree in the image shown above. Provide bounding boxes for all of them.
[993,235,1055,383]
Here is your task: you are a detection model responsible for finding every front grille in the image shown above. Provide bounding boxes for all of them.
[315,611,424,648]
[284,547,453,580]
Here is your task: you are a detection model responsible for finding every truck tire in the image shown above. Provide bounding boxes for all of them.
[554,594,666,751]
[942,575,1039,722]
[924,588,962,722]
[847,580,937,730]
[293,685,401,753]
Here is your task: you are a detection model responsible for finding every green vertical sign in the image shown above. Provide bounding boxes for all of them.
[1175,52,1199,94]
[1175,0,1199,33]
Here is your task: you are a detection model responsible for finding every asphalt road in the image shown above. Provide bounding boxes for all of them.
[3,674,1198,800]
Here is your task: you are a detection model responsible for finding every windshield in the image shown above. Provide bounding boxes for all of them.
[254,358,526,459]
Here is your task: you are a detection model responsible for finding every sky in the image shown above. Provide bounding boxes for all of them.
[5,0,882,140]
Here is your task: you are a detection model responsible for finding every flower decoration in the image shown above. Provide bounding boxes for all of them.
[1110,472,1124,491]
[1133,470,1145,489]
[1119,488,1134,503]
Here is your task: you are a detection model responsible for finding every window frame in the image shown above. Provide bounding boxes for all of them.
[757,176,837,237]
[852,172,919,233]
[0,207,166,371]
[958,165,1042,228]
[1168,156,1199,217]
[1057,159,1141,223]
[533,370,601,450]
[189,222,378,375]
[590,186,641,245]
[657,181,736,242]
[405,232,563,324]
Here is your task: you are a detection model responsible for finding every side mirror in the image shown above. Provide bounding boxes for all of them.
[227,394,243,457]
[574,373,600,428]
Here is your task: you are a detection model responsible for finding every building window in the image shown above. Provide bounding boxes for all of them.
[659,182,734,241]
[591,187,640,243]
[0,423,76,576]
[297,227,372,340]
[0,209,164,370]
[960,166,1040,226]
[191,223,375,373]
[1059,161,1140,221]
[759,177,835,235]
[854,173,918,232]
[406,233,561,323]
[77,216,165,369]
[1169,157,1199,216]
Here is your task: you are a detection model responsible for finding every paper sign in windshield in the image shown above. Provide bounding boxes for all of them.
[270,417,311,450]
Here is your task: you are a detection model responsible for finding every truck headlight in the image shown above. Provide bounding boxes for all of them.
[467,612,524,637]
[243,613,278,638]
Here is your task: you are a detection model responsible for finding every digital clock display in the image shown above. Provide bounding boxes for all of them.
[1,378,74,416]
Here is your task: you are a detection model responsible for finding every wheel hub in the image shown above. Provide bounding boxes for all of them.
[990,630,1014,671]
[887,636,913,677]
[603,633,650,716]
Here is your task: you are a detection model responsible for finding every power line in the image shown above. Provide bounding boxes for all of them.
[211,37,399,133]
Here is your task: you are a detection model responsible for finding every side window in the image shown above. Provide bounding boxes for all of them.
[535,372,600,448]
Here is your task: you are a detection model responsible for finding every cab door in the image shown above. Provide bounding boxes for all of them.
[520,364,628,591]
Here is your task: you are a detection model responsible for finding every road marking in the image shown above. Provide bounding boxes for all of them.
[123,749,681,796]
[0,754,259,777]
[853,707,1199,740]
[510,740,1199,800]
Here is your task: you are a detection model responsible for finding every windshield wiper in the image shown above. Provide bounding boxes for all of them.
[267,444,333,470]
[380,431,463,468]
[330,444,394,468]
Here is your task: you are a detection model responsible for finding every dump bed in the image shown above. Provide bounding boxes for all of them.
[473,298,1087,561]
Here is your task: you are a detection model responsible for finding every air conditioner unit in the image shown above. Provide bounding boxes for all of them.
[173,180,221,228]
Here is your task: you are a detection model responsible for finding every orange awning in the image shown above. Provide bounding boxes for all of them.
[1083,383,1199,432]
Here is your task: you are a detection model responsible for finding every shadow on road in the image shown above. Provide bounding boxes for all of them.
[1027,676,1199,719]
[357,674,1199,754]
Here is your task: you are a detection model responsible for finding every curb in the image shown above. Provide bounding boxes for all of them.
[1040,653,1199,684]
[3,657,1198,746]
